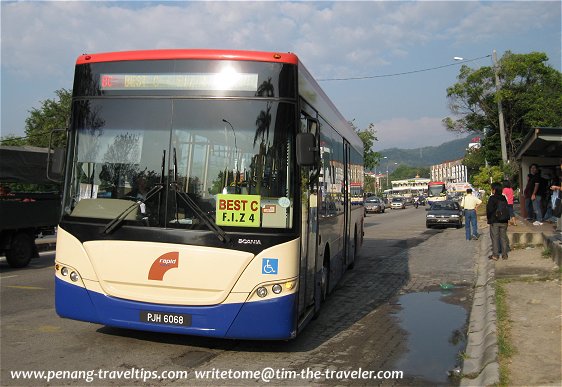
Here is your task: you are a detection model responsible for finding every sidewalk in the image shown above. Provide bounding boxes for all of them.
[499,215,561,386]
[461,214,561,386]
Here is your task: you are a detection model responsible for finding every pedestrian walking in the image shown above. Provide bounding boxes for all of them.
[502,180,516,226]
[487,182,510,260]
[461,188,482,240]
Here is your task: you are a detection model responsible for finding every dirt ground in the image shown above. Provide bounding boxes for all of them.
[495,246,561,386]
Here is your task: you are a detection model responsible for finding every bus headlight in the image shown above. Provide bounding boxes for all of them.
[70,271,80,282]
[61,267,69,276]
[272,284,282,294]
[256,287,268,298]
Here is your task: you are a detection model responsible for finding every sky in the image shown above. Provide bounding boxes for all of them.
[1,0,560,151]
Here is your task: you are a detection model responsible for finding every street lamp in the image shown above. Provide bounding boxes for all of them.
[454,52,507,163]
[383,156,388,188]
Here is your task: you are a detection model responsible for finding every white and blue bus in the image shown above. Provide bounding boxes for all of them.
[54,49,364,339]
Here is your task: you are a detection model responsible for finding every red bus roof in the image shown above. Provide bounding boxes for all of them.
[76,49,299,65]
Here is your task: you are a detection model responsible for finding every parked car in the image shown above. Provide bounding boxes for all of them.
[426,200,463,229]
[390,197,406,210]
[364,196,385,214]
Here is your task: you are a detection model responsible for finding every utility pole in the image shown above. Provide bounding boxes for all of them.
[492,50,508,163]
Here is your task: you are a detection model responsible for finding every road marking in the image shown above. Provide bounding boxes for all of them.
[0,275,18,279]
[5,285,46,290]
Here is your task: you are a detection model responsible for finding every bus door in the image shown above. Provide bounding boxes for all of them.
[298,114,319,318]
[343,142,352,268]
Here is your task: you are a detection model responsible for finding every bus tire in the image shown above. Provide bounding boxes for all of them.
[6,232,34,268]
[320,250,330,302]
[348,228,358,270]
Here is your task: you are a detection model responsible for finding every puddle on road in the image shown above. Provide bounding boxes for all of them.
[391,289,468,385]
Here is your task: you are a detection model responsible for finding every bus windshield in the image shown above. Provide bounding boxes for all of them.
[428,183,446,197]
[64,98,295,230]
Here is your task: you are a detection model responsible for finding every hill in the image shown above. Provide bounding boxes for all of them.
[378,135,473,169]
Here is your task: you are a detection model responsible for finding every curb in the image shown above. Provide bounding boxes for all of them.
[460,233,500,386]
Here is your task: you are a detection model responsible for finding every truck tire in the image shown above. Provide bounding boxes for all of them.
[6,232,34,268]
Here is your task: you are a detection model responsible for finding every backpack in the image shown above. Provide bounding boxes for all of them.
[495,199,510,222]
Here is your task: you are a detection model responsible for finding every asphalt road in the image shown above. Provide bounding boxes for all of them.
[0,205,478,386]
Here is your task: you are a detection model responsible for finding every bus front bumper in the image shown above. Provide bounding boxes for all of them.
[55,277,297,340]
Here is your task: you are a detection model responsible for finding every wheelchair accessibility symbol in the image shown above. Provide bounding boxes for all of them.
[262,258,278,275]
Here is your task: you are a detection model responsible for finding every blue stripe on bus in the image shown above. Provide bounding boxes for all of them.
[55,278,297,339]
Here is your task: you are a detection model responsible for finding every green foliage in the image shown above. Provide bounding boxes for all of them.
[350,121,380,171]
[23,88,71,147]
[391,164,430,180]
[0,135,27,146]
[364,174,376,193]
[445,51,562,164]
[471,165,505,195]
[462,147,486,183]
[495,280,515,386]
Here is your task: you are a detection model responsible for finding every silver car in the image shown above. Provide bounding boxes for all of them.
[390,197,406,209]
[364,196,386,214]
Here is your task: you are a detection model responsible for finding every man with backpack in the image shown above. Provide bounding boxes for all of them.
[487,182,510,260]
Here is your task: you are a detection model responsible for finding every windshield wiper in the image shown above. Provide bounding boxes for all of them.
[102,184,164,235]
[172,147,230,244]
[175,191,230,244]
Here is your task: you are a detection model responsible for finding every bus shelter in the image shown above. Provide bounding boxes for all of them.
[514,127,562,219]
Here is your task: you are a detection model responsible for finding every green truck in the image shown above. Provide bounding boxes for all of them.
[0,146,61,268]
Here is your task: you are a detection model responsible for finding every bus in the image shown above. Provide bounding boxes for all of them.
[54,49,365,340]
[427,181,447,205]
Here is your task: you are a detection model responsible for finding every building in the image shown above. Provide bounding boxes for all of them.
[389,177,431,198]
[430,159,467,183]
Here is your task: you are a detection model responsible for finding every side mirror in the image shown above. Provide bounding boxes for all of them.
[296,133,317,166]
[47,129,66,183]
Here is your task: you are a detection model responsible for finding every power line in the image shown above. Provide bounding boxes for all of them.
[317,55,492,82]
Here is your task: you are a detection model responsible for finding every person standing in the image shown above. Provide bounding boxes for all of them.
[550,158,562,233]
[528,164,545,225]
[487,182,510,260]
[523,170,535,221]
[502,180,516,226]
[461,188,482,240]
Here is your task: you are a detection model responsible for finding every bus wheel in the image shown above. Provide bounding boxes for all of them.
[321,255,330,302]
[348,229,357,270]
[6,232,34,268]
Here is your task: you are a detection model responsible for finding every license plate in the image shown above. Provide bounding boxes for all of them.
[140,311,191,326]
[438,219,448,222]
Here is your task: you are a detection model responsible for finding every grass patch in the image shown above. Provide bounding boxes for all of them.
[495,280,516,386]
[541,247,552,258]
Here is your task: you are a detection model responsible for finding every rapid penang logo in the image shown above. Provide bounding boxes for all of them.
[148,252,179,280]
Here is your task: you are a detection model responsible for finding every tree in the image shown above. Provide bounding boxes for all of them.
[23,88,71,147]
[444,51,562,164]
[472,165,506,197]
[390,164,430,180]
[351,121,380,171]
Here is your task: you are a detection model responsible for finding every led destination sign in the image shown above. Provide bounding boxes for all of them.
[100,72,259,91]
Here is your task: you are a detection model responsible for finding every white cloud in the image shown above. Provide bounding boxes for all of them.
[1,1,559,139]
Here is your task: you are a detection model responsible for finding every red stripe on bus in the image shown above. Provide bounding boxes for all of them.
[76,49,299,65]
